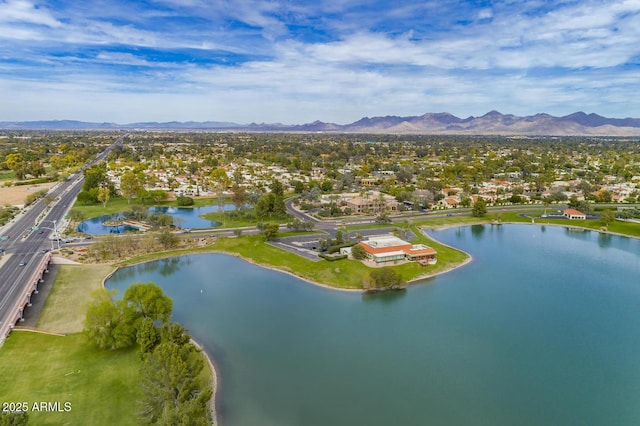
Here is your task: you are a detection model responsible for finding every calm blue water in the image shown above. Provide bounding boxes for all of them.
[106,224,640,426]
[76,204,239,233]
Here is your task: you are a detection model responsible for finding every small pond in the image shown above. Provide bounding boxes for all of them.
[76,204,238,234]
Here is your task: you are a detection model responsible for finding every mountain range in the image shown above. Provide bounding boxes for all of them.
[2,111,640,136]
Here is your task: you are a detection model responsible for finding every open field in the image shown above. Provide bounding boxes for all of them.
[37,264,116,333]
[0,263,139,425]
[0,262,213,425]
[0,182,57,206]
[0,332,141,426]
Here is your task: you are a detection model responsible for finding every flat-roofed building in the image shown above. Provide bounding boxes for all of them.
[358,236,437,265]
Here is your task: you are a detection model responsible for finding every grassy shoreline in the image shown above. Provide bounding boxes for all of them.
[0,263,214,426]
[115,225,471,290]
[3,214,637,425]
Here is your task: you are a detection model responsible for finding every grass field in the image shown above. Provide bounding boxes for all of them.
[0,332,140,425]
[37,264,116,333]
[496,210,640,237]
[0,263,140,425]
[0,263,212,425]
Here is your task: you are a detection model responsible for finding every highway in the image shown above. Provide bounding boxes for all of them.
[0,135,123,344]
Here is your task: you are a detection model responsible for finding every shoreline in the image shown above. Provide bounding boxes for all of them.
[95,220,639,425]
[190,338,219,426]
[99,234,474,426]
[499,219,640,240]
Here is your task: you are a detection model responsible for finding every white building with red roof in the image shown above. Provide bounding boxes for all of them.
[563,208,586,220]
[357,236,437,265]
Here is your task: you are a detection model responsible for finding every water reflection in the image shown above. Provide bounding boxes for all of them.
[77,204,232,234]
[470,224,485,239]
[598,232,613,249]
[361,288,407,304]
[159,257,184,277]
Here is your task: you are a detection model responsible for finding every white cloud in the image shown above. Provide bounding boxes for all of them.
[1,0,639,122]
[0,0,61,27]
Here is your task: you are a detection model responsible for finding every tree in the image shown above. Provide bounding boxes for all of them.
[293,180,305,193]
[216,188,226,216]
[471,197,487,217]
[600,209,616,227]
[351,243,367,260]
[157,229,179,249]
[84,289,135,350]
[83,164,107,192]
[160,322,191,347]
[139,341,211,425]
[148,190,169,204]
[269,179,284,197]
[256,193,274,218]
[549,191,568,203]
[263,223,279,241]
[176,196,194,206]
[121,171,142,204]
[29,160,46,178]
[5,153,24,171]
[5,153,28,180]
[375,213,392,224]
[209,167,231,190]
[97,186,111,208]
[364,267,406,291]
[231,184,247,213]
[77,190,97,205]
[123,282,173,324]
[137,316,161,356]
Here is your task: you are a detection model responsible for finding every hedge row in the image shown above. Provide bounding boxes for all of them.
[319,253,348,261]
[326,242,356,254]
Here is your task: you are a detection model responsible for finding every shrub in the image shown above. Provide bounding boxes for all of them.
[319,253,347,261]
[176,196,194,206]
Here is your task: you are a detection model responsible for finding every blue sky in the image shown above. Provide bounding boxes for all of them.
[1,0,639,123]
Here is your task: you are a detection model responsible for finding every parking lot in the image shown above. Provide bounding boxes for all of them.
[268,227,418,261]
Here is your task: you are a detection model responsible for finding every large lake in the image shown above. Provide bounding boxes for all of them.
[106,224,640,426]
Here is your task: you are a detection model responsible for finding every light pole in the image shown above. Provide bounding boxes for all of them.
[39,219,60,250]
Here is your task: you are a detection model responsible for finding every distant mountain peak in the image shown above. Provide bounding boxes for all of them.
[2,111,640,135]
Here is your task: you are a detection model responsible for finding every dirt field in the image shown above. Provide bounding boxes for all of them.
[0,182,57,206]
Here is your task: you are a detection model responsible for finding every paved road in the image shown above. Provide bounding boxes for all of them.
[0,136,123,343]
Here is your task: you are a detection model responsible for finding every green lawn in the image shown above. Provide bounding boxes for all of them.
[0,170,15,180]
[411,214,492,229]
[0,332,141,426]
[37,264,116,333]
[0,263,139,425]
[496,210,640,238]
[200,208,289,228]
[0,263,212,425]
